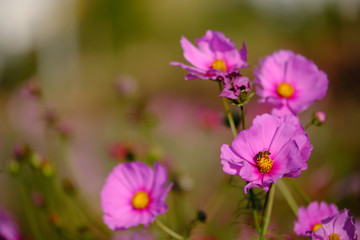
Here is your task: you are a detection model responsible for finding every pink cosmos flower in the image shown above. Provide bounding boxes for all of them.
[254,50,328,116]
[312,209,357,240]
[294,201,338,237]
[101,161,172,230]
[170,30,248,80]
[220,113,312,193]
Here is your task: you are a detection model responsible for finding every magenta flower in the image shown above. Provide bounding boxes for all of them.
[294,201,338,236]
[221,114,312,193]
[101,161,172,230]
[0,208,20,240]
[219,72,252,101]
[312,209,357,240]
[170,30,248,80]
[254,50,328,115]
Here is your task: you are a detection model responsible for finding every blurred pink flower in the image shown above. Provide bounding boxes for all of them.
[171,30,248,80]
[221,114,312,193]
[101,161,172,230]
[254,50,328,116]
[312,209,357,240]
[112,230,153,240]
[0,208,20,240]
[294,201,338,237]
[196,108,222,130]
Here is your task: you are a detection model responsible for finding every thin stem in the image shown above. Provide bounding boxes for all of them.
[240,106,245,130]
[285,179,311,205]
[218,81,238,137]
[276,179,298,215]
[252,209,261,235]
[304,122,312,130]
[155,219,185,240]
[261,185,275,238]
[19,184,43,240]
[260,184,271,227]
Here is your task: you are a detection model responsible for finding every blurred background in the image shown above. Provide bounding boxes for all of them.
[0,0,360,239]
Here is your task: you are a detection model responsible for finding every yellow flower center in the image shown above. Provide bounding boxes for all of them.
[256,151,273,174]
[329,233,340,240]
[276,83,294,98]
[312,223,323,233]
[131,191,150,209]
[211,59,227,72]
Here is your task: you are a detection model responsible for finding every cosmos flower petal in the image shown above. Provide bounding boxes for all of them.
[180,36,211,69]
[101,161,172,230]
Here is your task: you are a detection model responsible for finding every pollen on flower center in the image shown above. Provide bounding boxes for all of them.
[132,191,150,209]
[277,82,294,98]
[329,233,340,240]
[312,223,323,232]
[255,151,273,174]
[211,59,227,72]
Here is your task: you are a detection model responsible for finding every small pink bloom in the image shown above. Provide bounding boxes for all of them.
[313,110,327,126]
[101,161,172,230]
[221,114,312,193]
[219,72,252,101]
[312,209,357,240]
[294,201,338,236]
[254,50,328,115]
[171,30,248,80]
[196,108,222,130]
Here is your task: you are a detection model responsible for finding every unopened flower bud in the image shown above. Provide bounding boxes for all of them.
[62,178,76,195]
[49,212,61,227]
[196,210,207,223]
[13,142,30,162]
[32,191,45,207]
[40,159,55,177]
[312,111,327,126]
[8,161,20,175]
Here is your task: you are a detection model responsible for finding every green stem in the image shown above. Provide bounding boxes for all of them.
[240,106,245,130]
[218,81,238,137]
[304,122,312,130]
[261,185,275,238]
[285,179,311,205]
[276,179,298,215]
[155,219,185,240]
[19,184,43,240]
[261,185,271,227]
[252,209,261,235]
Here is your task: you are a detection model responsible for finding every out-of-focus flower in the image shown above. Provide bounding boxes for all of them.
[32,191,45,208]
[312,111,327,126]
[219,72,252,103]
[13,142,30,161]
[0,208,20,240]
[196,108,222,130]
[112,230,153,240]
[21,78,42,98]
[312,209,357,240]
[57,120,74,139]
[254,50,328,116]
[115,75,138,97]
[101,161,172,230]
[294,201,338,237]
[221,114,312,193]
[108,142,135,161]
[171,30,248,80]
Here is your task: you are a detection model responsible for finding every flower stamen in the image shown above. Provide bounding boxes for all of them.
[256,151,273,174]
[132,191,150,209]
[329,233,340,240]
[211,59,227,72]
[312,223,322,233]
[277,82,294,98]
